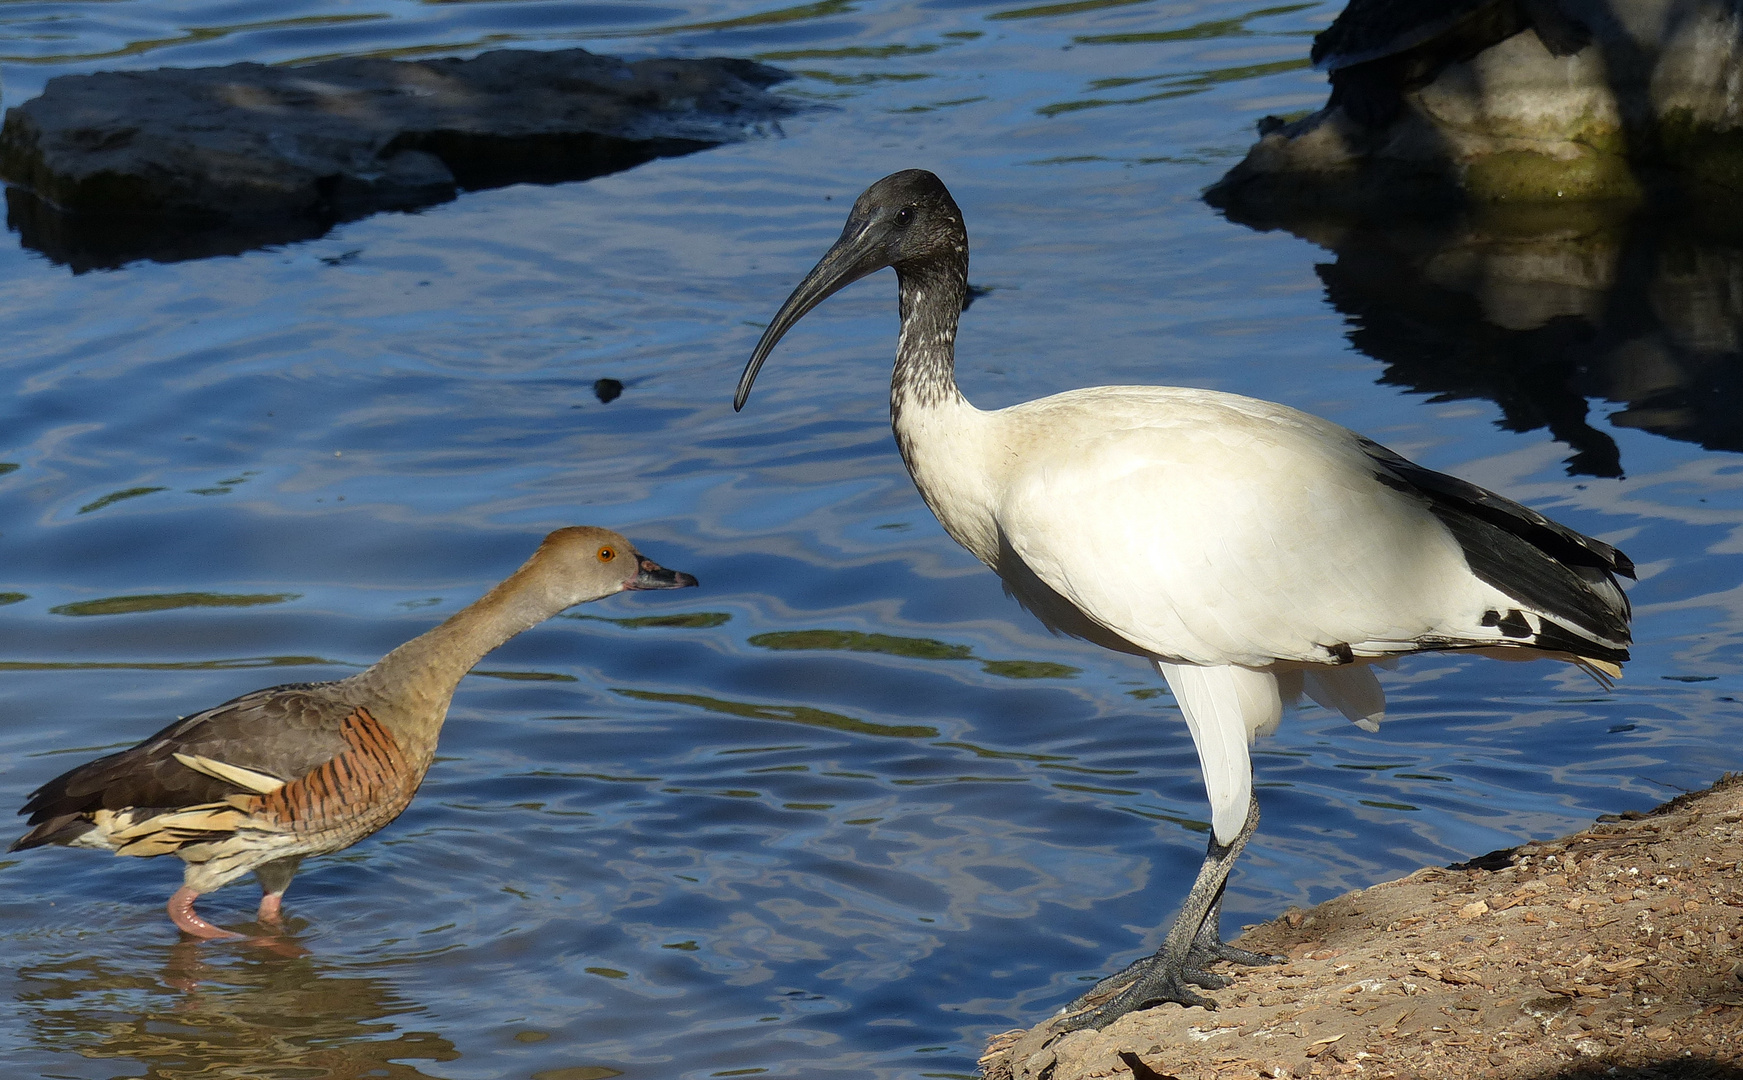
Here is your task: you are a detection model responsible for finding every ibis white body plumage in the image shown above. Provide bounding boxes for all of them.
[735,170,1632,1028]
[901,384,1626,841]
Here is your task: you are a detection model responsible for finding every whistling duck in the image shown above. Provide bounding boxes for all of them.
[12,526,697,940]
[732,170,1631,1028]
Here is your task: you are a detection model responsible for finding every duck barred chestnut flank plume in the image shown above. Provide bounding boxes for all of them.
[733,169,1630,1030]
[12,526,697,940]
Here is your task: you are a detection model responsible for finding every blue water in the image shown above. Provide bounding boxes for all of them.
[2,2,1740,1077]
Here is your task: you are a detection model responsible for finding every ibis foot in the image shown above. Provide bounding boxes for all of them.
[1057,952,1220,1032]
[1187,888,1286,972]
[1055,797,1271,1031]
[1190,936,1284,970]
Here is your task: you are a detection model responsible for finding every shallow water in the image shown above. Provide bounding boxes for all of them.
[1,2,1741,1078]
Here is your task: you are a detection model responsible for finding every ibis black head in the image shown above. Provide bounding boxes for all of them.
[734,169,965,411]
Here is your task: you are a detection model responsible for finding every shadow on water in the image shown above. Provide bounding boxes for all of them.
[18,940,463,1079]
[1216,200,1743,478]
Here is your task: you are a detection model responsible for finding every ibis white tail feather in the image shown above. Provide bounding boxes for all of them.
[1156,661,1277,845]
[1158,661,1386,845]
[1302,664,1386,732]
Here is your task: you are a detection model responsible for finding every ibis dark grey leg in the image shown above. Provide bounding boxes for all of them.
[1187,879,1284,975]
[1056,795,1276,1031]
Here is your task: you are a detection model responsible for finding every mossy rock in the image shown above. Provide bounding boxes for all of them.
[1461,147,1644,204]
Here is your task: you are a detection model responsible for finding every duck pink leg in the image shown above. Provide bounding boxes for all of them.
[257,892,284,923]
[253,856,302,926]
[167,886,244,941]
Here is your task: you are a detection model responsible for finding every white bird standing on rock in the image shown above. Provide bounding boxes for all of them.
[733,169,1633,1030]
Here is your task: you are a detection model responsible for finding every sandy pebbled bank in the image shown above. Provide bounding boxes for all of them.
[983,775,1743,1080]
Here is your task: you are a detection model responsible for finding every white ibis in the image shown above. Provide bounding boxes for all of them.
[12,527,696,940]
[733,170,1632,1029]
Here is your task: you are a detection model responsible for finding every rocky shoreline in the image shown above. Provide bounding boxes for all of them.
[982,775,1743,1080]
[1205,0,1743,223]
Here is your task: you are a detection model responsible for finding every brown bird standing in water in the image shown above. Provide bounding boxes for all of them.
[11,526,697,940]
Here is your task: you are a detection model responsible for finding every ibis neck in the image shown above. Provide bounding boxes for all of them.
[889,257,1000,565]
[891,261,968,419]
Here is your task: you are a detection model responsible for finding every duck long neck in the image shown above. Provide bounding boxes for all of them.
[347,563,568,751]
[891,260,969,424]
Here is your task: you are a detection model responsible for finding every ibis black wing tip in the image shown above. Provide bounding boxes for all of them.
[1613,550,1638,580]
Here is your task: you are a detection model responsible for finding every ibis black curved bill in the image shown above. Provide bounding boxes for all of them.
[734,219,893,412]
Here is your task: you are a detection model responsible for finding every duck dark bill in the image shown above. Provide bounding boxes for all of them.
[629,558,698,590]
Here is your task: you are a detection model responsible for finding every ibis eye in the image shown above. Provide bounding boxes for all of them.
[598,547,615,562]
[895,206,914,227]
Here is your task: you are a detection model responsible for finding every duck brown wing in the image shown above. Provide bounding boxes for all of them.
[12,684,356,850]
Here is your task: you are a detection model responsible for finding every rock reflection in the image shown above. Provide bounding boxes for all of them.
[614,688,941,738]
[19,941,457,1079]
[1225,202,1743,477]
[747,627,1081,679]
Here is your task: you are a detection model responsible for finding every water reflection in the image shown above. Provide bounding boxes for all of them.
[0,12,393,68]
[19,942,459,1079]
[615,688,942,738]
[748,628,1081,679]
[1220,202,1743,477]
[50,592,300,616]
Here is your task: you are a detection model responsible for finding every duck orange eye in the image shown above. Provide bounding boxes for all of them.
[598,547,615,562]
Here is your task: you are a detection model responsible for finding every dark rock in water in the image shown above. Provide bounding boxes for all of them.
[1207,0,1743,221]
[1310,0,1591,130]
[593,378,624,404]
[0,48,796,271]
